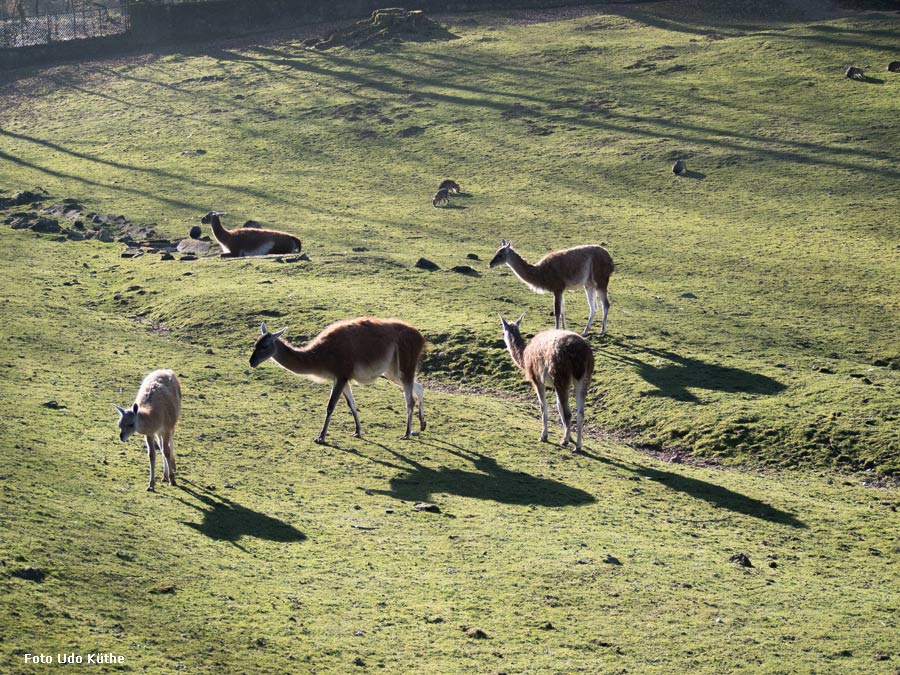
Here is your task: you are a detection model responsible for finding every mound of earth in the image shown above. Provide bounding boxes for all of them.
[304,8,454,51]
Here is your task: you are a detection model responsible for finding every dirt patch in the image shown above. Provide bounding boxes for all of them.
[303,9,456,51]
[501,102,542,120]
[331,101,382,121]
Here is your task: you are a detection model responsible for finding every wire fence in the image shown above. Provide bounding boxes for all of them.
[0,5,130,47]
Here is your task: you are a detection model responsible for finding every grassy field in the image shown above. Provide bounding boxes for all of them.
[1,1,899,673]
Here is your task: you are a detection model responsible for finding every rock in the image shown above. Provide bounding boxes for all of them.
[121,248,144,258]
[177,239,215,255]
[242,220,261,229]
[464,627,489,639]
[414,502,441,513]
[7,214,34,229]
[889,61,900,73]
[415,257,440,271]
[673,159,687,175]
[539,622,555,630]
[353,657,365,667]
[161,252,176,261]
[67,230,85,241]
[12,566,46,582]
[845,66,864,80]
[450,265,480,277]
[603,554,622,565]
[466,253,480,261]
[30,217,61,233]
[189,225,202,239]
[729,552,753,568]
[12,190,46,206]
[96,229,114,243]
[352,246,369,252]
[679,292,698,299]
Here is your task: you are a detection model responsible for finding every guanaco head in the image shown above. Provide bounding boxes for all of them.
[489,239,513,268]
[113,403,140,442]
[250,322,287,367]
[200,211,227,225]
[498,312,527,351]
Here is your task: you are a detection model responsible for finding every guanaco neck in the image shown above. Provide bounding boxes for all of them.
[272,338,320,375]
[209,214,233,246]
[505,331,527,371]
[504,248,543,288]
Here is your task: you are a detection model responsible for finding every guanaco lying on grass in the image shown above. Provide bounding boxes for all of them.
[202,211,302,257]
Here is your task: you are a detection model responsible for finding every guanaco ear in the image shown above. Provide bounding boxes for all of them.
[131,402,139,414]
[515,312,526,326]
[113,404,125,417]
[499,314,509,329]
[272,327,287,338]
[500,239,509,247]
[260,321,268,335]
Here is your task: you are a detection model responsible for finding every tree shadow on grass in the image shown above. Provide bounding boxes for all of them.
[578,449,806,529]
[345,438,595,507]
[599,339,786,402]
[175,481,306,551]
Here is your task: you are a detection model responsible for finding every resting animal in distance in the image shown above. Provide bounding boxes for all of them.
[500,314,594,452]
[114,369,182,491]
[201,211,302,257]
[249,319,426,443]
[432,188,450,207]
[439,179,460,194]
[489,239,614,336]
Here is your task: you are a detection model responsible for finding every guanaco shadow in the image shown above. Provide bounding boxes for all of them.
[680,169,706,180]
[599,339,785,402]
[344,438,595,507]
[577,449,806,528]
[175,481,306,550]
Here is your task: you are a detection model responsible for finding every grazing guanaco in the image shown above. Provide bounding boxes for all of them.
[499,314,594,451]
[201,211,302,257]
[439,179,460,194]
[249,319,426,443]
[114,369,182,491]
[489,239,614,336]
[432,188,450,207]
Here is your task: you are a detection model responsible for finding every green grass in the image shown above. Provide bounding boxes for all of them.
[1,2,899,673]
